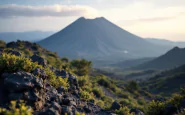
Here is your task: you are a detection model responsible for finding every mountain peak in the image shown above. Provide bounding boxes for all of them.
[77,17,106,21]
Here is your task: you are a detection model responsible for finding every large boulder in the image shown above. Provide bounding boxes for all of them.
[41,108,60,115]
[130,109,145,115]
[33,68,48,80]
[2,72,46,110]
[0,49,3,55]
[55,70,69,78]
[111,101,121,110]
[180,99,185,109]
[61,106,73,115]
[31,54,47,67]
[8,50,21,56]
[164,104,177,115]
[3,72,43,92]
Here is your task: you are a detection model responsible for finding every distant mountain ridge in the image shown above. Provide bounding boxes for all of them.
[133,47,185,70]
[0,31,55,43]
[146,38,185,48]
[111,57,155,69]
[39,17,172,63]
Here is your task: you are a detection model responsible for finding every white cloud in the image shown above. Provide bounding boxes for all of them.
[0,4,99,18]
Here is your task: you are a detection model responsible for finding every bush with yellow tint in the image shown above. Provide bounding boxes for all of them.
[0,53,42,73]
[0,101,33,115]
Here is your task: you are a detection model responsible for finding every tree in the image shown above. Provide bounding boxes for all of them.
[127,80,139,91]
[70,59,92,76]
[0,40,6,49]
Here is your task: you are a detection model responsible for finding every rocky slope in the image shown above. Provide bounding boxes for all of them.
[0,51,115,115]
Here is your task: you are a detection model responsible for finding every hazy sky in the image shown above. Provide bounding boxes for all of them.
[0,0,185,41]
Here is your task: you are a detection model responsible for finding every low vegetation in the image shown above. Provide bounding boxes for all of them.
[1,40,185,115]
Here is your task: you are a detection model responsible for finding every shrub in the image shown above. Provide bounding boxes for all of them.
[127,81,139,91]
[61,57,69,63]
[115,106,134,115]
[147,100,165,115]
[78,76,88,88]
[44,68,69,89]
[92,87,104,98]
[102,96,114,109]
[96,100,104,108]
[0,53,42,74]
[167,94,184,109]
[80,90,93,100]
[53,77,69,89]
[0,40,6,48]
[0,101,33,115]
[98,78,110,88]
[120,99,130,106]
[70,59,92,76]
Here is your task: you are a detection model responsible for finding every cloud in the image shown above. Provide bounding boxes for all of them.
[0,4,99,18]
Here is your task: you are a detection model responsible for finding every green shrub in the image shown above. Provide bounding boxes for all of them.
[147,100,165,115]
[120,99,130,106]
[137,98,146,105]
[92,87,104,98]
[52,77,69,89]
[127,81,139,91]
[44,67,69,89]
[80,90,93,100]
[70,59,92,76]
[0,40,6,48]
[0,53,42,73]
[115,106,134,115]
[0,101,33,115]
[96,100,104,108]
[98,78,110,88]
[102,96,114,109]
[78,76,88,88]
[167,94,184,109]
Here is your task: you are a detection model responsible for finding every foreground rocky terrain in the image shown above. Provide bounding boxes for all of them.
[0,50,118,115]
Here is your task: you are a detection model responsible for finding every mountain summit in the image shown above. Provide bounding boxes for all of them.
[38,17,170,62]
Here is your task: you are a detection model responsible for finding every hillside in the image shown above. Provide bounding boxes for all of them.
[1,40,185,115]
[39,17,171,63]
[133,47,185,70]
[142,64,185,96]
[111,57,155,69]
[0,31,54,43]
[0,40,68,69]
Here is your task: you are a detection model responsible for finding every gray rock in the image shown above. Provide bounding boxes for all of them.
[62,106,73,115]
[44,108,60,115]
[180,99,185,108]
[111,101,120,110]
[8,50,21,56]
[50,102,62,114]
[0,49,3,55]
[33,68,48,80]
[56,70,69,78]
[164,104,177,115]
[57,86,66,94]
[83,105,92,113]
[3,72,43,92]
[130,109,145,115]
[8,93,23,100]
[31,54,47,67]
